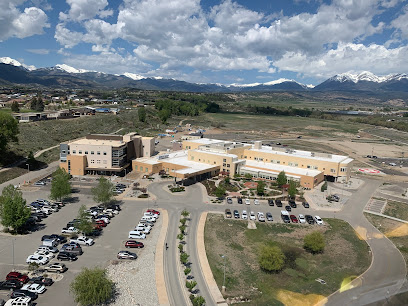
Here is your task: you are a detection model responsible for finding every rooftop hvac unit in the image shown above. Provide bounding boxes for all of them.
[158,154,169,160]
[311,152,315,157]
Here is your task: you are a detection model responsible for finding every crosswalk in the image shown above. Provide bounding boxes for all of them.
[365,198,387,214]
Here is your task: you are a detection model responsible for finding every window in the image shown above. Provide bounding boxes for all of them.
[85,151,88,155]
[97,160,101,164]
[307,165,311,169]
[62,150,66,154]
[134,165,138,171]
[223,158,226,162]
[191,156,194,160]
[330,169,336,173]
[97,151,100,155]
[244,156,247,159]
[199,159,201,161]
[145,167,148,172]
[223,163,226,167]
[227,164,230,168]
[313,166,318,170]
[340,167,346,172]
[103,152,107,155]
[79,150,82,154]
[72,150,76,154]
[91,160,95,164]
[214,161,216,164]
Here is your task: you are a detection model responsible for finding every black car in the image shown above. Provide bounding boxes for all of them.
[108,204,121,211]
[57,252,78,261]
[305,215,315,224]
[41,235,52,241]
[237,197,243,204]
[85,229,102,237]
[276,200,283,207]
[281,215,290,223]
[285,205,292,212]
[11,289,38,300]
[0,280,22,290]
[268,199,274,206]
[30,276,53,286]
[233,210,240,218]
[289,200,297,208]
[302,201,310,208]
[49,234,67,243]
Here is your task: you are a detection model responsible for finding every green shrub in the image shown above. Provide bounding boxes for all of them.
[304,231,325,253]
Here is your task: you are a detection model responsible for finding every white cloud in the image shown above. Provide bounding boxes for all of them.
[390,4,408,40]
[54,23,84,48]
[274,42,408,79]
[0,1,49,41]
[59,0,112,22]
[26,48,50,54]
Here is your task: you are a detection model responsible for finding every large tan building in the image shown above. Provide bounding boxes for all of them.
[132,138,353,188]
[60,133,155,176]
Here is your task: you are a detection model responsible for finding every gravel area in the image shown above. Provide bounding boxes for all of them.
[107,216,161,306]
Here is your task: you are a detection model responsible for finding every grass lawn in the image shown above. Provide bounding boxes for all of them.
[204,214,371,305]
[383,201,408,221]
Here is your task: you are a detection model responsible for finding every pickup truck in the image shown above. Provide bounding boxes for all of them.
[70,236,94,246]
[61,227,78,234]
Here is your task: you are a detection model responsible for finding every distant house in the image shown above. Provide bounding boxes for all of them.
[95,108,111,113]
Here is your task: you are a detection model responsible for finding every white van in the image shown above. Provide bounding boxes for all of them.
[128,231,146,239]
[38,245,58,253]
[42,238,58,247]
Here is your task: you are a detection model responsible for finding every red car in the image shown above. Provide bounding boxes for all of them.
[6,272,29,284]
[125,240,144,248]
[95,220,107,227]
[92,223,103,230]
[146,209,160,215]
[290,215,298,223]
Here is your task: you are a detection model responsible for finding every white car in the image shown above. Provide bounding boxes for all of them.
[250,211,256,220]
[5,297,32,306]
[144,212,159,219]
[128,231,146,239]
[34,250,55,259]
[254,199,260,205]
[257,212,265,222]
[134,226,151,234]
[314,216,324,225]
[241,210,248,219]
[136,223,152,231]
[95,217,110,224]
[298,214,306,223]
[70,236,94,246]
[61,227,78,234]
[245,198,251,205]
[22,283,46,294]
[26,254,49,265]
[105,208,119,215]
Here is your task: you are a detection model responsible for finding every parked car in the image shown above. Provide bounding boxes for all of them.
[225,209,232,218]
[268,199,274,206]
[245,198,251,205]
[0,280,22,290]
[147,209,160,215]
[139,219,155,226]
[289,200,297,208]
[11,289,38,301]
[21,283,46,294]
[314,216,324,225]
[28,276,53,286]
[305,215,315,224]
[241,210,248,220]
[95,220,107,227]
[276,200,283,207]
[257,212,265,222]
[70,236,94,246]
[57,252,78,261]
[226,197,233,204]
[44,263,67,273]
[298,214,306,223]
[250,211,256,220]
[134,226,151,234]
[60,245,83,256]
[6,272,29,284]
[285,205,292,212]
[125,240,144,248]
[290,215,298,223]
[237,197,243,204]
[128,231,146,239]
[117,251,137,260]
[33,250,55,260]
[4,297,33,306]
[61,227,78,234]
[280,210,290,224]
[266,212,273,221]
[233,210,240,218]
[26,255,48,265]
[302,201,310,208]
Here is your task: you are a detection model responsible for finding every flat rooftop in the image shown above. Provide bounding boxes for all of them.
[184,138,225,145]
[68,138,126,147]
[244,160,322,177]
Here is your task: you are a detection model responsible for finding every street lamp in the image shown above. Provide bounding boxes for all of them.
[26,163,30,183]
[221,255,226,294]
[12,238,15,271]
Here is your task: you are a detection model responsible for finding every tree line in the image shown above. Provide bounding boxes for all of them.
[246,105,313,117]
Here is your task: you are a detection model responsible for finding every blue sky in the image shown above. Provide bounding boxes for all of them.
[0,0,408,85]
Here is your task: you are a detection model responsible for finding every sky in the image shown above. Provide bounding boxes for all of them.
[0,0,407,85]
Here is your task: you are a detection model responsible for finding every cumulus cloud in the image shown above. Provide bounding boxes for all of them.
[59,0,112,22]
[390,4,408,40]
[274,42,408,79]
[54,23,84,48]
[0,1,49,41]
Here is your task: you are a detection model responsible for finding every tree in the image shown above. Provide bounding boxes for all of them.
[0,112,19,153]
[224,177,230,184]
[91,177,114,208]
[177,233,184,241]
[180,218,187,226]
[0,185,31,233]
[288,180,297,199]
[178,244,184,253]
[304,231,325,253]
[184,267,191,275]
[179,224,186,234]
[26,151,36,168]
[181,209,190,218]
[50,168,71,201]
[11,101,19,112]
[191,295,206,306]
[276,171,287,187]
[138,107,146,122]
[321,181,328,192]
[215,186,225,199]
[30,97,38,110]
[258,245,285,272]
[186,280,197,292]
[76,205,93,235]
[70,267,114,306]
[180,253,189,265]
[244,173,252,179]
[158,109,171,123]
[256,181,266,196]
[34,94,44,112]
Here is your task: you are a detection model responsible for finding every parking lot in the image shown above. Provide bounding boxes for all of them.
[0,181,159,305]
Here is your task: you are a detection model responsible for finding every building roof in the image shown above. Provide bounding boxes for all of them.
[69,138,126,147]
[184,138,225,145]
[192,149,238,159]
[240,166,301,179]
[244,160,322,177]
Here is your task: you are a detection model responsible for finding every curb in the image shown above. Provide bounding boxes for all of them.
[196,212,228,306]
[155,209,170,306]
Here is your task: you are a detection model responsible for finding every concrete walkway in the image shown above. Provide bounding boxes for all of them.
[155,209,170,306]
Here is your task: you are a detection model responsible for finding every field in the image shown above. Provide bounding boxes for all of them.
[204,214,371,305]
[383,201,408,221]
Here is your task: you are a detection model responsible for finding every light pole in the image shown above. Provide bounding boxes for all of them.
[221,255,226,294]
[26,163,30,183]
[12,238,15,271]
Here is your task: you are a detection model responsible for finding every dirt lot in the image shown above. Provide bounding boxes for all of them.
[204,214,371,305]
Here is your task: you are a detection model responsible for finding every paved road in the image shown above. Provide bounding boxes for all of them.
[318,179,407,306]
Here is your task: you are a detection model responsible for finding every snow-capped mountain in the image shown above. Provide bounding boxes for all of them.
[123,72,145,80]
[55,64,93,74]
[229,78,312,91]
[327,71,408,84]
[0,56,36,71]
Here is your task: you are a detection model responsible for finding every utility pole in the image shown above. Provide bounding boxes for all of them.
[221,255,226,294]
[12,239,15,271]
[26,163,30,183]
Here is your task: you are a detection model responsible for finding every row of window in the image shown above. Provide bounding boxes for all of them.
[134,165,149,172]
[90,160,107,164]
[68,150,108,156]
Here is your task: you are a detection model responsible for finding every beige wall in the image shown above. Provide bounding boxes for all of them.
[69,143,113,169]
[60,155,87,175]
[188,150,237,176]
[142,137,155,157]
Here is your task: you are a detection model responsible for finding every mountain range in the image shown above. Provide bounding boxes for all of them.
[0,57,407,93]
